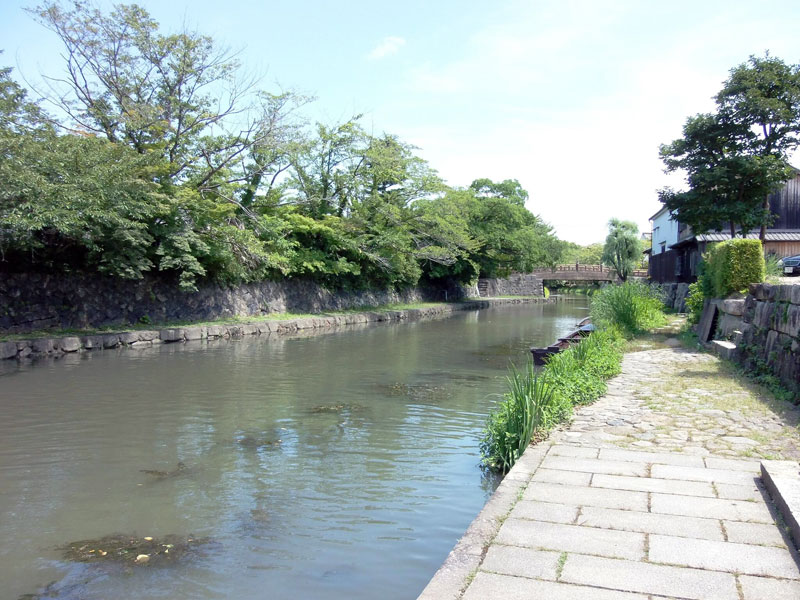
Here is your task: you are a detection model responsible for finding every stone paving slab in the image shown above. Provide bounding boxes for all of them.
[523,481,649,511]
[649,534,800,579]
[591,472,715,496]
[461,571,650,600]
[724,519,788,547]
[559,553,740,600]
[530,467,591,486]
[650,492,775,522]
[651,463,759,485]
[598,447,706,467]
[479,545,561,580]
[577,505,725,541]
[510,500,578,524]
[540,455,648,476]
[739,574,800,600]
[494,518,645,560]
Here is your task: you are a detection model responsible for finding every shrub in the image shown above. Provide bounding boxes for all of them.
[685,281,705,325]
[590,281,667,336]
[704,239,765,297]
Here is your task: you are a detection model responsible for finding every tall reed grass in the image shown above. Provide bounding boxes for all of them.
[590,281,667,336]
[480,328,624,473]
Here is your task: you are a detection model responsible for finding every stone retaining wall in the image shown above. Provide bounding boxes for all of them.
[703,284,800,397]
[739,284,800,395]
[0,272,454,335]
[658,282,691,312]
[478,274,543,298]
[0,297,549,361]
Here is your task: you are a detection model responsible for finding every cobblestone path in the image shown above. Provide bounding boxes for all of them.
[565,347,800,460]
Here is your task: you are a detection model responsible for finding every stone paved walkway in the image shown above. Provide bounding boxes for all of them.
[566,348,800,460]
[422,346,800,600]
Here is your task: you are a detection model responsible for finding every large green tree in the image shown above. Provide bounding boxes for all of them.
[602,219,641,282]
[660,54,800,240]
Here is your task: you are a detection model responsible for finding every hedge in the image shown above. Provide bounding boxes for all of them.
[705,238,765,297]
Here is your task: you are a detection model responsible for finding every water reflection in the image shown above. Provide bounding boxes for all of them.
[0,300,588,600]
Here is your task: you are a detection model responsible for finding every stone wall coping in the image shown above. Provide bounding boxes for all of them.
[0,297,554,362]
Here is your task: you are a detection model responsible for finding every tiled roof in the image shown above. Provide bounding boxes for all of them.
[695,230,800,242]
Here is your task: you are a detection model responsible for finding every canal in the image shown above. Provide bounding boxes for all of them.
[0,299,589,600]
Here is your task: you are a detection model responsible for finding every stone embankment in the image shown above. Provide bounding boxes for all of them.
[659,282,691,312]
[701,283,800,397]
[0,297,548,361]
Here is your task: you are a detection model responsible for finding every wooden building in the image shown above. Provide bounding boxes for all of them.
[649,172,800,284]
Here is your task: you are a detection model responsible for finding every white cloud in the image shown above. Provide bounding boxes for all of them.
[367,36,406,61]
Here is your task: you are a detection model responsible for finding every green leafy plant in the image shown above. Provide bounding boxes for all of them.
[590,282,667,336]
[704,239,765,297]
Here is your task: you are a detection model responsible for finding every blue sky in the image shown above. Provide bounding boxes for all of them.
[3,0,800,244]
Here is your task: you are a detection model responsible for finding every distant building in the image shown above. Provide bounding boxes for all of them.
[648,171,800,283]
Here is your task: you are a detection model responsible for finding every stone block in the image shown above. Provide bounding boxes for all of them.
[792,284,800,306]
[136,330,159,341]
[58,337,81,352]
[760,460,800,552]
[696,301,718,343]
[721,298,745,316]
[239,324,259,336]
[205,326,224,338]
[463,572,649,600]
[31,338,54,353]
[774,303,800,337]
[710,339,737,360]
[16,343,31,358]
[494,518,645,560]
[183,327,204,341]
[118,332,138,345]
[0,341,18,359]
[704,456,760,472]
[559,553,739,600]
[160,328,185,342]
[102,334,120,348]
[524,481,648,511]
[81,335,104,350]
[227,326,242,337]
[577,505,724,540]
[650,493,773,523]
[649,534,800,579]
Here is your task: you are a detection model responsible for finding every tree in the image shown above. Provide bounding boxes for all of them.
[716,54,800,240]
[659,54,800,240]
[602,219,641,282]
[659,112,791,236]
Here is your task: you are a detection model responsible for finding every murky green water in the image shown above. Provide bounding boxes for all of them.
[0,300,589,600]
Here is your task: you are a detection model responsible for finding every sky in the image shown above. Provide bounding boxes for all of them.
[3,0,800,244]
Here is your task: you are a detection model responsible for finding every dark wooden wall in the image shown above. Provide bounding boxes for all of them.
[769,174,800,229]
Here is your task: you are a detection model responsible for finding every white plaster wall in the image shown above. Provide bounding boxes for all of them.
[651,210,679,255]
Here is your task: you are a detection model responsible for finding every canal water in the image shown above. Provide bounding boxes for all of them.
[0,300,589,600]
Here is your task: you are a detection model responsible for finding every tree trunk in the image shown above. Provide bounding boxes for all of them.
[759,193,769,242]
[729,221,736,238]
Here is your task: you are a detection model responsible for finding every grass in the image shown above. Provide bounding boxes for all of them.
[590,281,668,336]
[0,301,448,342]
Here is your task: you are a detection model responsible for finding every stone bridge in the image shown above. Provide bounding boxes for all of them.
[531,264,648,282]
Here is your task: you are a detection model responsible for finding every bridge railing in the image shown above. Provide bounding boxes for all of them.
[531,264,649,278]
